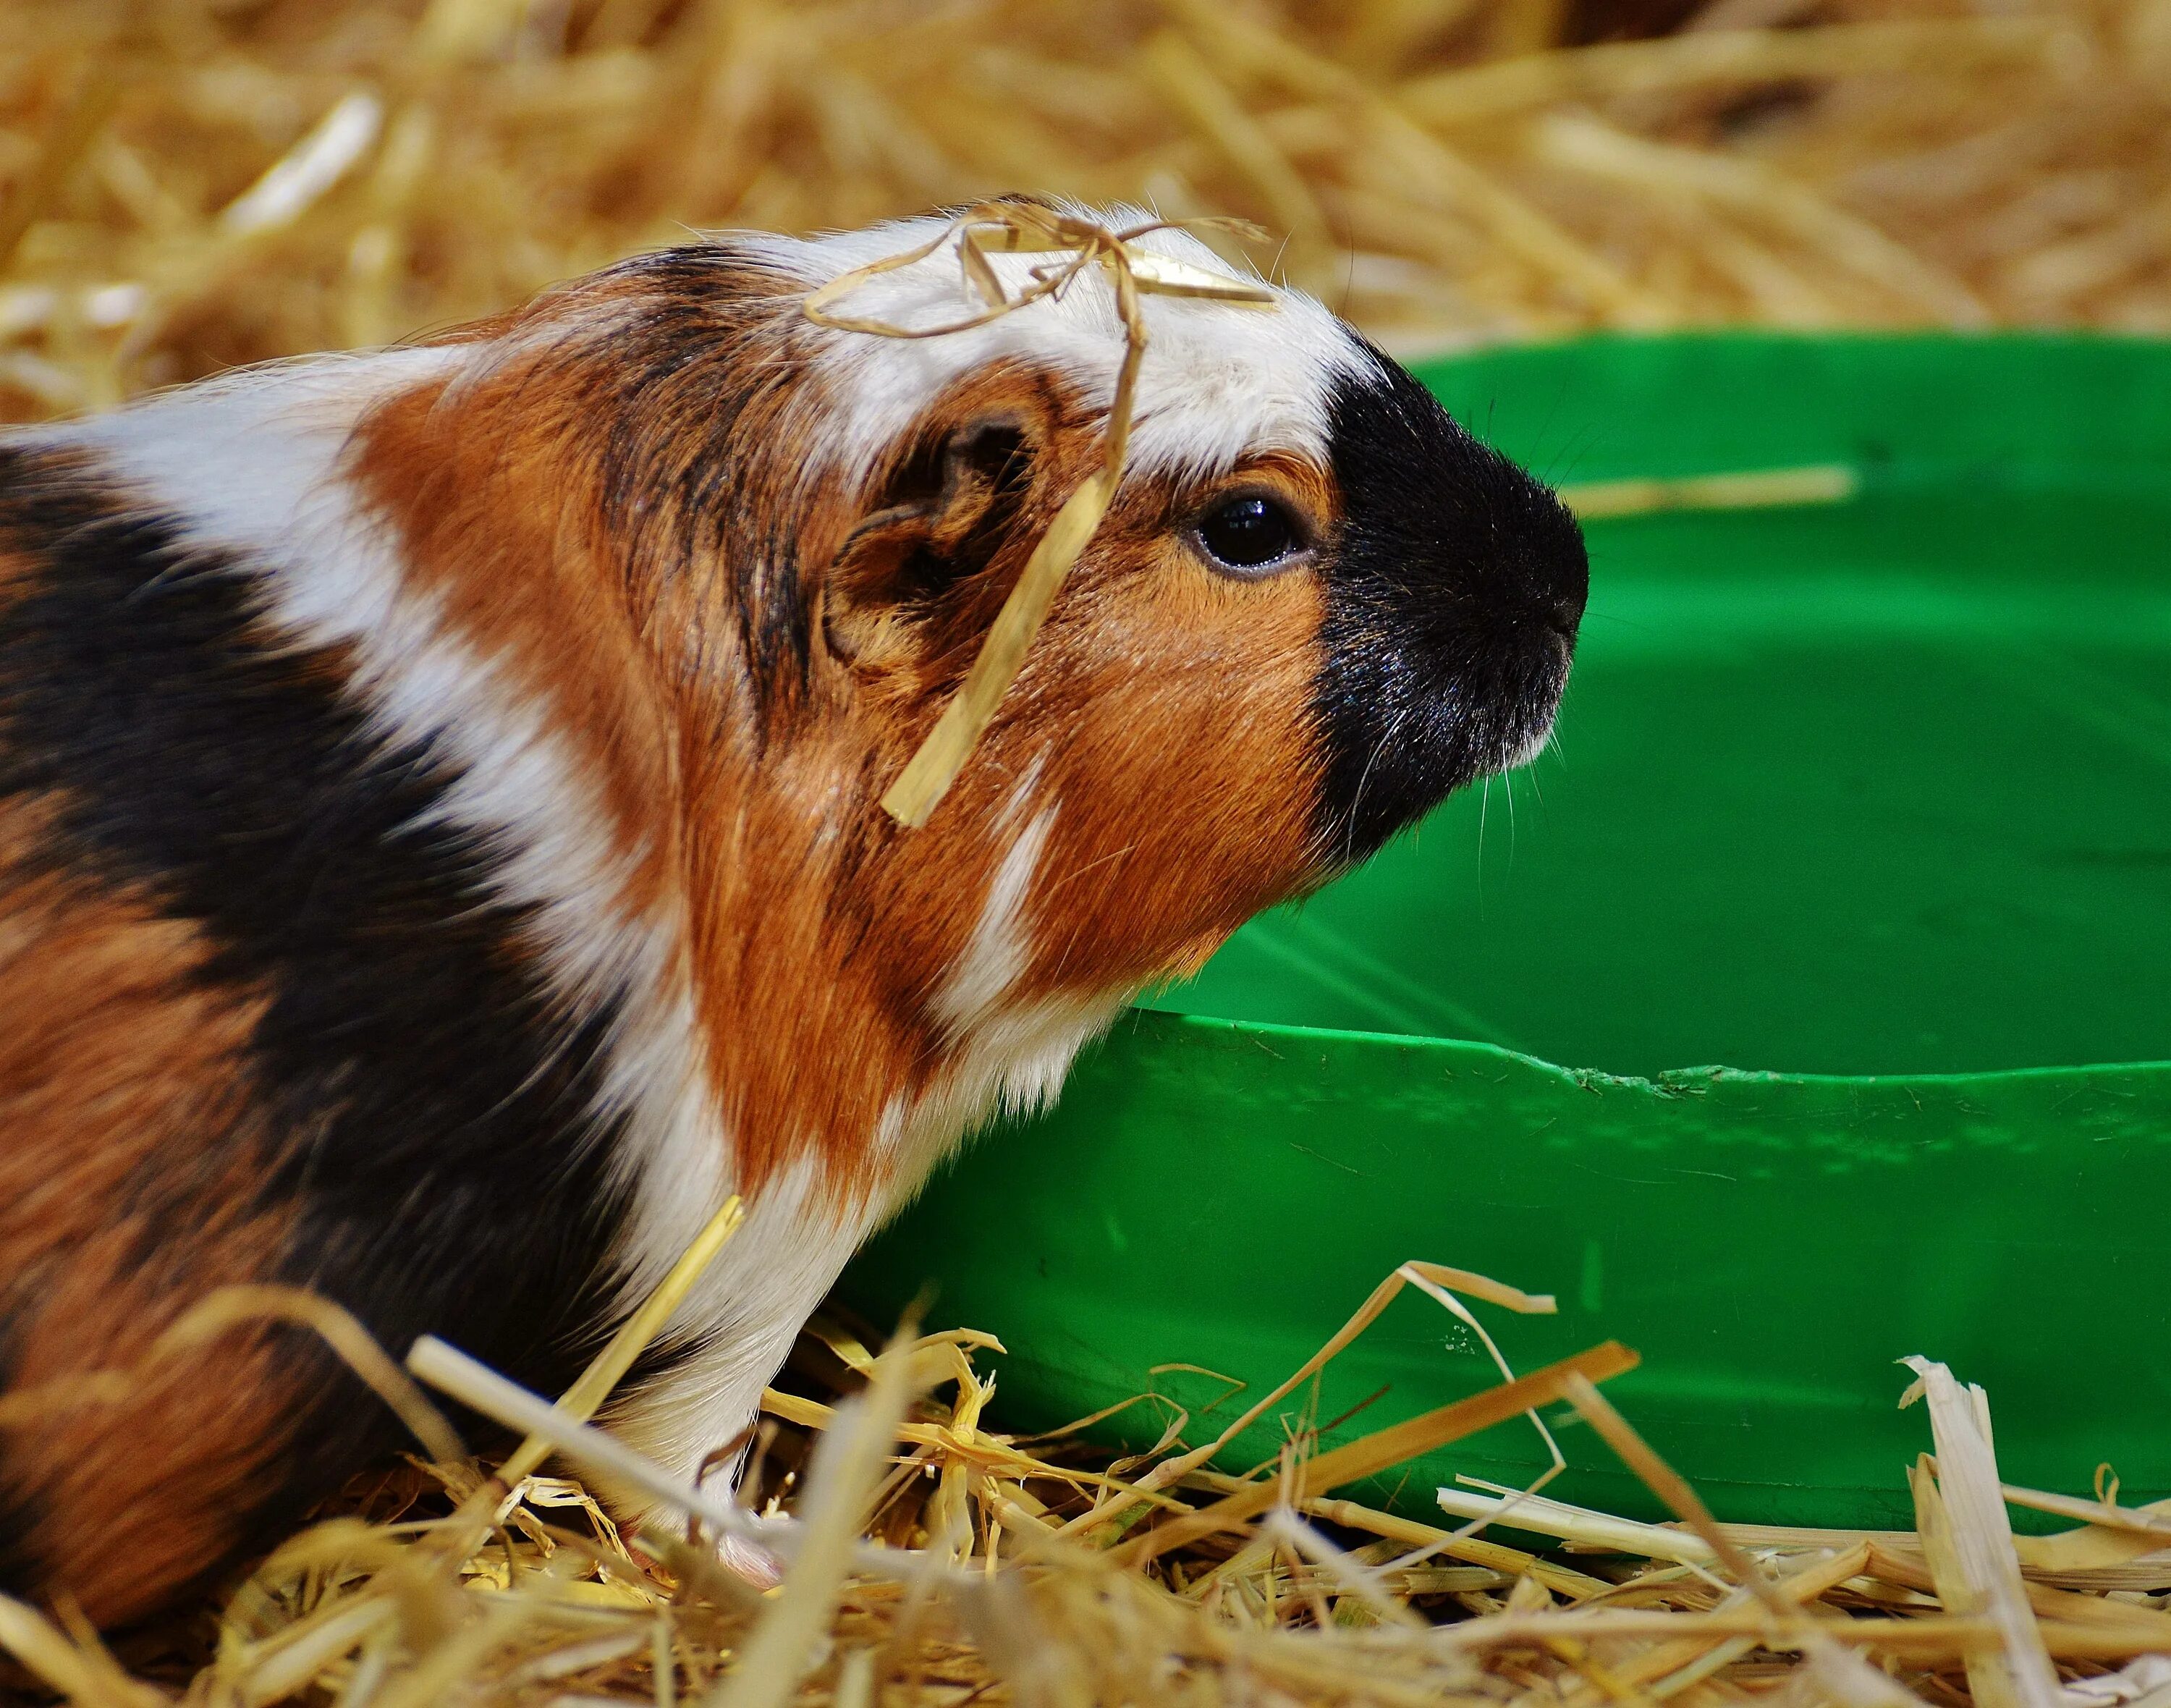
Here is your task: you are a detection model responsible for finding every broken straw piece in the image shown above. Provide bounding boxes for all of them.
[880,468,1116,826]
[1901,1356,2065,1708]
[1435,1481,1719,1566]
[1123,250,1279,302]
[217,91,384,240]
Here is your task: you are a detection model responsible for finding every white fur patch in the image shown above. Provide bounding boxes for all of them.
[737,203,1377,493]
[606,982,1126,1512]
[602,1155,876,1504]
[934,801,1057,1038]
[1497,720,1559,773]
[885,988,1128,1192]
[18,346,466,559]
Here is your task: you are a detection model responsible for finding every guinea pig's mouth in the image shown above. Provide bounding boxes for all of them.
[1484,622,1578,771]
[1313,615,1579,866]
[1465,620,1580,777]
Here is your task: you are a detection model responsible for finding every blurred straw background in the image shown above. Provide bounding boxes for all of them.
[4,0,2170,424]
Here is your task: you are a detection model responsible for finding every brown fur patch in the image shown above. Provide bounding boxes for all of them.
[0,792,301,1626]
[346,377,681,924]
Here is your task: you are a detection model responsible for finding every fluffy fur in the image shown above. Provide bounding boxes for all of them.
[0,203,1585,1623]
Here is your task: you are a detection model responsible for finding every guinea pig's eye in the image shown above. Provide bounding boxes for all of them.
[1194,493,1305,577]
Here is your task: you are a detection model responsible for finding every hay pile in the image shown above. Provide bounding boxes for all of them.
[4,0,2171,422]
[9,1222,2171,1708]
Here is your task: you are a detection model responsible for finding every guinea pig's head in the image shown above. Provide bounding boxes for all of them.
[377,206,1585,1185]
[769,218,1583,908]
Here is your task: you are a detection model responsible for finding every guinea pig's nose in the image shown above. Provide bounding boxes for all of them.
[1536,511,1589,639]
[1462,443,1588,646]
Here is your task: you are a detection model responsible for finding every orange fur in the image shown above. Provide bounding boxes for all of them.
[347,376,682,919]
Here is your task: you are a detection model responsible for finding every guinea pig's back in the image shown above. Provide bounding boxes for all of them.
[0,444,332,1620]
[0,410,627,1623]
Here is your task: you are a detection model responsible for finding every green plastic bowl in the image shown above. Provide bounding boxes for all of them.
[839,333,2171,1531]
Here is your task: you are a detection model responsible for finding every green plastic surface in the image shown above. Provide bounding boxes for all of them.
[839,334,2171,1531]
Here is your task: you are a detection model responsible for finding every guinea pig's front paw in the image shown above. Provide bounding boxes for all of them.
[715,1529,787,1590]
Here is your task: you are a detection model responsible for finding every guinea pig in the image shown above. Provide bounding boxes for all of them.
[0,202,1586,1624]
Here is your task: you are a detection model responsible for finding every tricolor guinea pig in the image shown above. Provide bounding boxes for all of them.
[0,203,1585,1624]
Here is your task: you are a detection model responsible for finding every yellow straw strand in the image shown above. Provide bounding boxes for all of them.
[497,1193,747,1487]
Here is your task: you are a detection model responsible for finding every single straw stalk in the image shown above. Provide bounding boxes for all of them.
[1900,1358,2065,1708]
[1434,1481,1718,1567]
[879,469,1117,827]
[497,1193,746,1489]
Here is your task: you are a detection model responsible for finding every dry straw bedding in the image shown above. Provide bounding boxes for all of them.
[7,1,2171,1703]
[4,0,2171,420]
[7,1200,2171,1708]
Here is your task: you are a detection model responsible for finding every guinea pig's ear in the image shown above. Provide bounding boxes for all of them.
[821,411,1042,669]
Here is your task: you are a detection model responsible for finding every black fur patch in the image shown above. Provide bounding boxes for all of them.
[0,449,631,1568]
[1314,348,1588,861]
[0,1311,43,1599]
[0,1484,38,1602]
[580,246,819,728]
